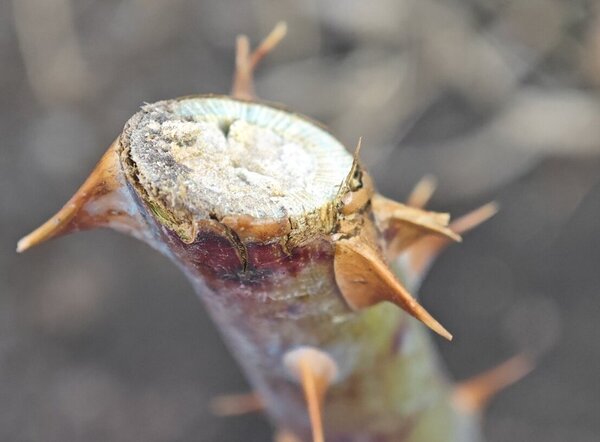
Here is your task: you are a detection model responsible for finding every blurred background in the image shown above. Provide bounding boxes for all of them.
[2,0,600,440]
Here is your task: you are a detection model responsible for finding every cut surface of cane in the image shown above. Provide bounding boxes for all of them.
[16,23,527,442]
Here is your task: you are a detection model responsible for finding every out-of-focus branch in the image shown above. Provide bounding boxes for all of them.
[12,0,95,106]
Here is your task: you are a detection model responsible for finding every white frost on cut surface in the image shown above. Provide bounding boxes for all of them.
[127,98,353,220]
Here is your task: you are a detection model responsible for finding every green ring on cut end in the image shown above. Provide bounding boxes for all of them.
[122,96,353,228]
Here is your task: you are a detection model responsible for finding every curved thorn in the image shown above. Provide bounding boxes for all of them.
[372,194,461,257]
[337,137,363,201]
[406,175,438,209]
[209,392,264,417]
[17,141,144,253]
[231,22,288,100]
[334,236,453,340]
[405,202,499,281]
[453,354,533,413]
[283,347,338,442]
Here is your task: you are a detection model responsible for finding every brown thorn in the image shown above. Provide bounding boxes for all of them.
[17,140,140,253]
[453,354,533,413]
[334,236,453,340]
[372,194,461,256]
[449,202,499,235]
[406,175,437,209]
[274,429,302,442]
[337,137,363,201]
[232,35,253,99]
[353,136,362,159]
[209,392,264,417]
[406,202,498,279]
[249,22,288,70]
[283,347,338,442]
[231,22,287,100]
[235,35,251,71]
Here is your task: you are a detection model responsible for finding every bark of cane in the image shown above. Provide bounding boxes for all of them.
[110,96,480,441]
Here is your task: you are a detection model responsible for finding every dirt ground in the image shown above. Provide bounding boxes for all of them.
[1,1,599,441]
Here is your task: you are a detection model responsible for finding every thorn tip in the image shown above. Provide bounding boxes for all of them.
[407,175,438,208]
[450,202,499,234]
[334,236,452,340]
[354,137,362,158]
[232,22,287,99]
[16,141,141,253]
[454,354,533,413]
